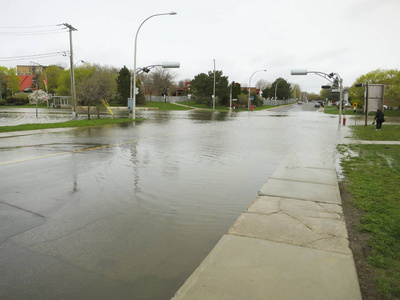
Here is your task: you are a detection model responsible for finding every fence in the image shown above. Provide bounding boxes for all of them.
[263,98,295,106]
[145,95,188,103]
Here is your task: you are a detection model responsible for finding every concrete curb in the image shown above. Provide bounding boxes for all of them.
[0,128,76,139]
[172,164,362,300]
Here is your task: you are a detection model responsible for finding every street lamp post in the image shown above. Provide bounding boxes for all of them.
[132,12,177,120]
[291,69,343,123]
[274,79,283,102]
[248,69,267,110]
[213,59,216,110]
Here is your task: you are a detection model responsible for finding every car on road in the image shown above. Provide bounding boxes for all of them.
[297,101,303,104]
[314,103,320,108]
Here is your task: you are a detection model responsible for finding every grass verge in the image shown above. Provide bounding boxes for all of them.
[339,130,400,299]
[139,102,193,110]
[349,124,400,141]
[325,107,400,117]
[0,118,137,133]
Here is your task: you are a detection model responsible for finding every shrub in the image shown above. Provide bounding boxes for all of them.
[5,97,17,104]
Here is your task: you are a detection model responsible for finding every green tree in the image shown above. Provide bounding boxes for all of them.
[291,84,301,99]
[116,66,131,105]
[267,78,292,99]
[0,67,20,98]
[190,70,229,106]
[56,65,94,96]
[349,69,400,107]
[230,81,242,100]
[261,86,269,98]
[75,64,117,119]
[38,65,64,94]
[320,89,330,101]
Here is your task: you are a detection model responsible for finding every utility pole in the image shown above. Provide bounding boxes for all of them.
[63,23,78,116]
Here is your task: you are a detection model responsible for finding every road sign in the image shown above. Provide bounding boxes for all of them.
[353,102,357,108]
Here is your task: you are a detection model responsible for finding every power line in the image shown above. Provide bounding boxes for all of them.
[0,51,68,62]
[0,24,61,29]
[0,28,67,36]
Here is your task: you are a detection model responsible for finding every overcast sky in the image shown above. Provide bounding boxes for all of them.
[1,0,399,93]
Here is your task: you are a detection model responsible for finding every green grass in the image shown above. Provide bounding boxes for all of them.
[0,118,138,133]
[0,104,49,108]
[139,102,192,111]
[349,124,400,141]
[339,128,400,299]
[325,107,400,117]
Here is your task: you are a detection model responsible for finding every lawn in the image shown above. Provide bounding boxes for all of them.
[339,127,400,299]
[349,124,400,141]
[139,102,193,110]
[0,118,137,133]
[325,107,400,117]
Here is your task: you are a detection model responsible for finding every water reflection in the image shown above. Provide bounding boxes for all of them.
[0,107,127,126]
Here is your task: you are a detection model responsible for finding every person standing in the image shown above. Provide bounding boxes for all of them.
[374,109,385,130]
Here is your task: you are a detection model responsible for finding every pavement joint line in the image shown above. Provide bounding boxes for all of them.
[269,176,338,186]
[0,133,173,166]
[226,231,350,255]
[0,200,45,219]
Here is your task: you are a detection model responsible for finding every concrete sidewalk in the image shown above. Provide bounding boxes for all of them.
[172,164,362,300]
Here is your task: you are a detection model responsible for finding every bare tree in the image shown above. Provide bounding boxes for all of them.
[76,65,117,119]
[256,79,270,91]
[150,67,176,95]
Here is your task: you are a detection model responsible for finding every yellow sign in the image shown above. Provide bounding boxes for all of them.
[101,99,114,116]
[353,102,357,108]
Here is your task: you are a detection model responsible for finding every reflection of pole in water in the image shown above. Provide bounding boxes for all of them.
[129,143,141,195]
[72,175,78,193]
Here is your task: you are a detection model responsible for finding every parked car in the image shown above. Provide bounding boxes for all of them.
[314,103,320,108]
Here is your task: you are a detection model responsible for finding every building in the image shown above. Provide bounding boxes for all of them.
[17,65,46,76]
[18,75,35,92]
[242,87,261,94]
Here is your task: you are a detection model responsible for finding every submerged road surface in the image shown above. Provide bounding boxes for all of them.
[0,103,350,299]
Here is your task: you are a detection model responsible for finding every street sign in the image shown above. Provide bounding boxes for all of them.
[353,102,357,108]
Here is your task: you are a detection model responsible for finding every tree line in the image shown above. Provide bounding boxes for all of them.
[1,65,399,110]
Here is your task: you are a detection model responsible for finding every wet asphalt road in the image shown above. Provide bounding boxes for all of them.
[0,103,351,299]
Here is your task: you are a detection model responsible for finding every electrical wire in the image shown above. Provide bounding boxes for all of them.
[0,24,67,35]
[0,24,61,28]
[0,51,68,62]
[0,29,67,36]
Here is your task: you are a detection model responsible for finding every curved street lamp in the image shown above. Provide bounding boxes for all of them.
[291,69,343,123]
[274,79,283,101]
[131,12,177,120]
[248,69,267,110]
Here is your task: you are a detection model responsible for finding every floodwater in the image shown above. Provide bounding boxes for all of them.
[0,104,351,299]
[0,107,127,126]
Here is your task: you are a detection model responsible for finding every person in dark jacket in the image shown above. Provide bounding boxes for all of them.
[374,109,385,130]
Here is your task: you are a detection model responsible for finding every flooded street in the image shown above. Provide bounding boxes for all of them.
[0,104,351,299]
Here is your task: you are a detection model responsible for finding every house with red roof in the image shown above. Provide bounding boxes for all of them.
[18,75,35,92]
